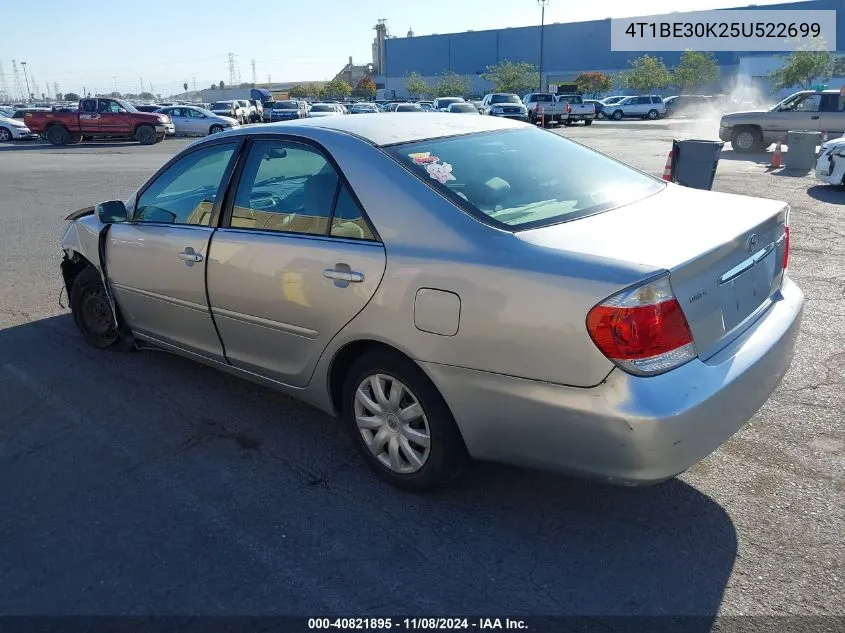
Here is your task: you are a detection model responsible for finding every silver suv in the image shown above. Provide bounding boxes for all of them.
[481,93,528,121]
[604,95,666,121]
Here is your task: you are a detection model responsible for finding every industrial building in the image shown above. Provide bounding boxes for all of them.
[375,0,845,98]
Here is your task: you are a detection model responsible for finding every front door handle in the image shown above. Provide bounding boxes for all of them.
[811,115,820,120]
[324,268,364,283]
[178,247,203,266]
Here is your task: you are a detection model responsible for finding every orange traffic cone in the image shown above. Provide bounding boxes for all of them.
[539,105,545,128]
[770,140,783,169]
[662,150,673,181]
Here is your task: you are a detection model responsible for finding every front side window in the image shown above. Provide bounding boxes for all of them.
[387,128,662,231]
[135,143,237,225]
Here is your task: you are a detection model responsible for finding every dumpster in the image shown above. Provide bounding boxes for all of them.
[670,139,724,190]
[785,130,822,171]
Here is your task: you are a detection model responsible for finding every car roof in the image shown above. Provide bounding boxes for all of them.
[222,112,525,146]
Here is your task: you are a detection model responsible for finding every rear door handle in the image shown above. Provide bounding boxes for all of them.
[324,268,364,283]
[811,115,820,119]
[178,247,203,266]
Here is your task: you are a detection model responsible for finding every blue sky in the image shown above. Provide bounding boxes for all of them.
[2,0,794,98]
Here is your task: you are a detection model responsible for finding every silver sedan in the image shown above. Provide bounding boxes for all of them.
[156,105,239,136]
[59,114,803,490]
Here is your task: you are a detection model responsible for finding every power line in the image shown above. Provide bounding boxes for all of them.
[227,52,237,87]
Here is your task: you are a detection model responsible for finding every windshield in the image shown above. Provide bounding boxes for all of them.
[387,128,663,230]
[274,101,298,110]
[491,95,520,104]
[397,104,422,111]
[310,104,333,112]
[211,102,232,109]
[450,104,477,112]
[436,98,464,107]
[114,99,138,113]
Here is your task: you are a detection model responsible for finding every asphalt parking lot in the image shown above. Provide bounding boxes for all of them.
[0,125,842,622]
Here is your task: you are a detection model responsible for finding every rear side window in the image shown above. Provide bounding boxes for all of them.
[229,140,376,240]
[651,96,663,104]
[387,128,662,231]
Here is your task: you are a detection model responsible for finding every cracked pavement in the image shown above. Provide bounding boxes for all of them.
[0,132,842,618]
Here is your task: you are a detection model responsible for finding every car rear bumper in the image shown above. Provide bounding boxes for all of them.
[422,277,803,485]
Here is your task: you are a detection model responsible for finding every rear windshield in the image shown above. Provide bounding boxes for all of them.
[396,104,422,111]
[491,95,520,104]
[274,101,298,109]
[450,104,477,112]
[386,128,663,230]
[211,102,231,109]
[436,98,464,107]
[310,104,333,112]
[531,94,554,102]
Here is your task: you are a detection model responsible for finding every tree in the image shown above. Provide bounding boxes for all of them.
[55,93,63,101]
[574,71,613,96]
[770,40,832,90]
[306,82,324,99]
[64,92,80,102]
[434,71,471,97]
[219,80,225,90]
[139,91,155,101]
[354,76,377,99]
[288,84,307,99]
[618,55,672,92]
[405,72,430,98]
[673,50,720,92]
[183,82,188,93]
[323,79,352,100]
[109,91,121,98]
[481,61,539,95]
[833,56,845,76]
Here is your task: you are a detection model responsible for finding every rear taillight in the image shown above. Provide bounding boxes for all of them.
[586,275,697,376]
[783,225,790,270]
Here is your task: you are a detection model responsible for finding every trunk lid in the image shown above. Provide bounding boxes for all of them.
[517,184,789,360]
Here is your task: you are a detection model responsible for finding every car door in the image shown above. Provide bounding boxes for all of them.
[106,140,241,360]
[207,137,386,388]
[819,92,845,138]
[78,99,100,133]
[166,107,188,134]
[766,93,823,138]
[97,99,131,134]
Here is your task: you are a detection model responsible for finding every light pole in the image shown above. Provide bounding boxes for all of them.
[537,0,549,92]
[20,61,31,102]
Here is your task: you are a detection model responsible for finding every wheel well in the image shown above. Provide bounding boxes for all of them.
[60,251,94,296]
[133,122,154,134]
[46,122,68,132]
[328,340,416,415]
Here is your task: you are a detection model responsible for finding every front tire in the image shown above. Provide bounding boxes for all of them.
[731,127,764,153]
[46,125,70,146]
[69,266,134,352]
[68,133,83,144]
[134,124,157,145]
[342,350,468,491]
[209,124,224,135]
[0,127,12,142]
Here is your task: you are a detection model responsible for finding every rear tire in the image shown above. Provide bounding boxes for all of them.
[584,119,593,126]
[134,124,157,145]
[209,124,224,135]
[612,109,623,121]
[68,133,83,144]
[69,266,134,352]
[342,350,468,491]
[46,125,70,146]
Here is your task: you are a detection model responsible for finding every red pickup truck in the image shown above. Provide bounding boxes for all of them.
[25,98,174,146]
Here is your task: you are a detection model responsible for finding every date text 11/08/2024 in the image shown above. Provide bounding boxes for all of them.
[307,618,528,630]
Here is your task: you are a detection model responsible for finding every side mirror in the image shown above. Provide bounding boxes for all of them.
[96,200,128,224]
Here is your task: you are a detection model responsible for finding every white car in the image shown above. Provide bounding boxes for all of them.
[0,116,38,142]
[604,95,666,121]
[815,135,845,184]
[155,106,239,136]
[307,103,345,117]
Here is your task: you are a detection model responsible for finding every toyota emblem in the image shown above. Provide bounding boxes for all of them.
[746,234,758,252]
